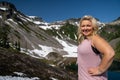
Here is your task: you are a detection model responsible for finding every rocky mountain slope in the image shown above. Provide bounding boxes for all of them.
[0,1,78,59]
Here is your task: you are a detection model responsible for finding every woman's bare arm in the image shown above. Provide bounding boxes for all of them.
[88,35,115,75]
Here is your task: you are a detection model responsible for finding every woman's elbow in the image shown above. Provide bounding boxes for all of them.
[109,50,115,59]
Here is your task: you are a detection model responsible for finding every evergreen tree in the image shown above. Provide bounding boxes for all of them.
[0,23,10,48]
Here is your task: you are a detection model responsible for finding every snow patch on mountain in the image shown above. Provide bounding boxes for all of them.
[20,37,77,58]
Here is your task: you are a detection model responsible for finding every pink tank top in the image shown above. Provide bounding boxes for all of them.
[77,39,107,80]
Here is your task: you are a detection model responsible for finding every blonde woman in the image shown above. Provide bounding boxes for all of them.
[77,15,115,80]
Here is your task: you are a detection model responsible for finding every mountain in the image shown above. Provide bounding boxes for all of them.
[107,17,120,25]
[0,1,78,59]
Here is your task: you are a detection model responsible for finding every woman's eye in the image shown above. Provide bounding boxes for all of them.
[87,25,91,27]
[81,25,85,27]
[81,25,91,27]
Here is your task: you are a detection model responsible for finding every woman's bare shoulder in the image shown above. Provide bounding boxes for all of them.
[92,34,109,48]
[92,34,113,54]
[92,34,106,43]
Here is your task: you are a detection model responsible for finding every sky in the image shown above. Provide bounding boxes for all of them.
[1,0,120,23]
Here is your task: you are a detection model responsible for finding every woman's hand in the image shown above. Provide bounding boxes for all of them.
[88,67,103,76]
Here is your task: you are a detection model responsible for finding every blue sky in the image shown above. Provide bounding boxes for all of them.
[1,0,120,23]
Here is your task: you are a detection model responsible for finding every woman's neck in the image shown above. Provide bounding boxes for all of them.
[85,34,94,40]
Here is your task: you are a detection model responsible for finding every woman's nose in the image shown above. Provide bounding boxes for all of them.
[84,26,87,29]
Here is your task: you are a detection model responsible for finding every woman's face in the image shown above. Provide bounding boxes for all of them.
[81,20,93,37]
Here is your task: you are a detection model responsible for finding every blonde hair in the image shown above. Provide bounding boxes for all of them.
[77,15,99,44]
